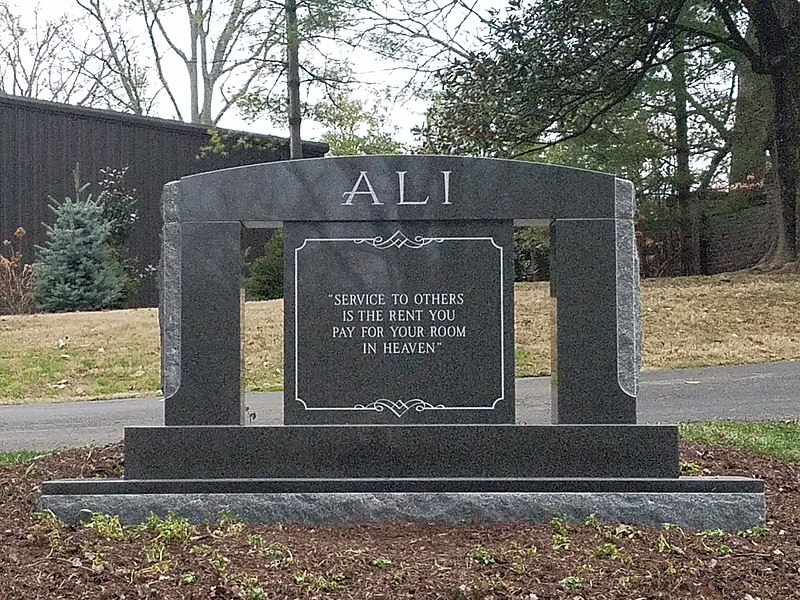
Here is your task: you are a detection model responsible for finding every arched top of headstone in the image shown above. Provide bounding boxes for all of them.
[163,155,634,223]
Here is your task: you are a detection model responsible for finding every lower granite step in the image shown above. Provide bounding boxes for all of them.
[39,476,765,530]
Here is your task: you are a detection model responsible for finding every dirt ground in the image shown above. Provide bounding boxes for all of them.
[0,440,798,599]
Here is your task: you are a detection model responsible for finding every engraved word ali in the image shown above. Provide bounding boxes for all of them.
[341,171,452,206]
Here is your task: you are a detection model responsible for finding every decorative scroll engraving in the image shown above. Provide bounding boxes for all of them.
[353,398,446,418]
[353,230,444,250]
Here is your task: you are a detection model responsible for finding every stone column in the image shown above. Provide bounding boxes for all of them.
[160,204,244,425]
[550,190,640,424]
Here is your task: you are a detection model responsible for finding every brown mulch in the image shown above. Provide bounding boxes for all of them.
[1,441,798,599]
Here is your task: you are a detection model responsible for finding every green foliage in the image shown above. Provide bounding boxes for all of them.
[134,511,197,572]
[212,508,246,537]
[422,0,741,216]
[180,571,198,584]
[292,570,346,593]
[31,510,65,552]
[559,576,584,587]
[312,93,405,156]
[231,574,267,599]
[738,525,769,538]
[80,511,126,540]
[370,556,392,568]
[138,511,197,545]
[34,167,129,313]
[679,460,702,474]
[245,231,283,300]
[197,128,281,158]
[424,2,679,154]
[31,510,66,532]
[550,516,573,550]
[550,516,571,536]
[593,542,620,559]
[513,226,549,281]
[249,536,294,567]
[97,166,138,251]
[470,545,499,565]
[96,166,145,303]
[190,543,231,572]
[603,523,639,541]
[233,1,359,131]
[0,450,46,466]
[656,533,685,555]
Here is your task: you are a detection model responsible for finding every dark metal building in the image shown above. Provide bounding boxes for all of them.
[0,94,328,307]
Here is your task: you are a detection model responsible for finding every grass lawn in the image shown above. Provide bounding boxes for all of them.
[1,272,798,403]
[680,420,800,463]
[0,450,47,467]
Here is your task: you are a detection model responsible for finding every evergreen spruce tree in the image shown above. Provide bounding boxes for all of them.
[244,230,283,300]
[34,169,128,312]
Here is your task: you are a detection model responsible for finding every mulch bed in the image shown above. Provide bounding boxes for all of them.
[0,441,798,599]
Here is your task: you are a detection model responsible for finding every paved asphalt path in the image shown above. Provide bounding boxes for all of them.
[1,361,798,451]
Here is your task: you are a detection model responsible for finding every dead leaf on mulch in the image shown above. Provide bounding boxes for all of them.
[0,440,798,599]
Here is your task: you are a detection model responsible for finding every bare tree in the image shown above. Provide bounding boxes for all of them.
[0,4,114,105]
[115,0,286,125]
[74,0,157,115]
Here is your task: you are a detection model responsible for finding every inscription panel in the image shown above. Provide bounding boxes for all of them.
[284,221,514,424]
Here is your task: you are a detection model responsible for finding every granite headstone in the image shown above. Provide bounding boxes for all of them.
[38,156,765,531]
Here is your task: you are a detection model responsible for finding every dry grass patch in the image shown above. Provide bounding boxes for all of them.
[641,272,800,368]
[515,272,800,375]
[0,308,160,403]
[242,300,284,392]
[1,273,798,403]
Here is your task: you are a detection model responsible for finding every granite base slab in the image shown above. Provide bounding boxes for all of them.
[39,477,765,531]
[124,424,680,479]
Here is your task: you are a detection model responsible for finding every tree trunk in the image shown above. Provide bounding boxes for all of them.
[286,0,302,159]
[188,3,201,123]
[670,38,698,275]
[729,25,772,186]
[745,0,800,268]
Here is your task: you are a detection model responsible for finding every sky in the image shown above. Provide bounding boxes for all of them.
[5,0,495,147]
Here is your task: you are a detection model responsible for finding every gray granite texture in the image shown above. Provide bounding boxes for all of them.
[163,156,631,223]
[550,218,638,423]
[45,157,767,537]
[123,425,679,479]
[39,490,765,531]
[615,216,641,398]
[162,221,244,426]
[159,220,181,399]
[284,220,515,424]
[614,177,636,221]
[157,157,642,427]
[41,476,764,495]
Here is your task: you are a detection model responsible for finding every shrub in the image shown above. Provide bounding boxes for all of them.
[0,227,35,314]
[97,166,139,250]
[513,226,550,281]
[245,230,283,300]
[34,168,129,312]
[96,166,143,302]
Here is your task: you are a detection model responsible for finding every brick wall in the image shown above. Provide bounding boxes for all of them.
[701,184,777,274]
